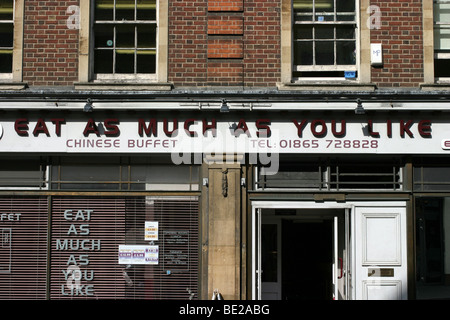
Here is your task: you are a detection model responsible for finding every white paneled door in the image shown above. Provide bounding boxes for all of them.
[354,207,408,300]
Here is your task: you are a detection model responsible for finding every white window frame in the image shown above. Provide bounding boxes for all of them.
[292,0,359,81]
[78,0,169,86]
[0,0,13,80]
[280,0,373,88]
[433,0,450,83]
[93,0,158,81]
[0,0,24,84]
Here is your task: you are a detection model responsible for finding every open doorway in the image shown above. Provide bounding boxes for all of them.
[282,218,333,300]
[259,208,349,300]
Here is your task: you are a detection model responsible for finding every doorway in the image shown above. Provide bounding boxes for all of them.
[258,208,350,300]
[253,201,409,300]
[282,218,333,300]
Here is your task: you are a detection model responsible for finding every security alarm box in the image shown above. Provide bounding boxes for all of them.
[371,43,383,66]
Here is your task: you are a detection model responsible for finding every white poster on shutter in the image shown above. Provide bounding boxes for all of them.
[118,245,159,265]
[145,221,159,241]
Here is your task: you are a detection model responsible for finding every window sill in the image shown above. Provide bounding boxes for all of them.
[278,81,377,92]
[0,82,28,90]
[420,83,450,91]
[74,82,173,91]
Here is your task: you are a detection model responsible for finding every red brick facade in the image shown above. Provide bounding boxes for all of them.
[18,0,425,88]
[370,0,424,87]
[23,1,79,86]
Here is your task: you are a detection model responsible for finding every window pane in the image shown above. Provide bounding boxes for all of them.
[0,159,45,187]
[293,0,313,13]
[115,0,135,20]
[137,24,156,48]
[129,165,198,190]
[435,2,450,23]
[415,197,450,300]
[294,25,313,39]
[0,0,13,20]
[315,41,334,65]
[59,165,119,182]
[116,51,135,73]
[435,58,450,78]
[294,41,313,65]
[336,41,355,65]
[94,24,114,48]
[315,25,334,39]
[0,24,13,47]
[116,25,135,48]
[137,0,156,20]
[435,27,450,50]
[0,52,12,73]
[336,25,355,39]
[315,0,333,12]
[95,0,114,21]
[137,51,156,73]
[337,0,355,13]
[94,49,113,73]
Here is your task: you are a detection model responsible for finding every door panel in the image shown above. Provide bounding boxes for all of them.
[261,221,281,300]
[355,207,407,300]
[334,210,350,300]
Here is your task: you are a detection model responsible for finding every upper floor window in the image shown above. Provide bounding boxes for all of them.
[434,0,450,81]
[77,0,169,88]
[292,0,357,80]
[94,0,157,79]
[0,0,13,79]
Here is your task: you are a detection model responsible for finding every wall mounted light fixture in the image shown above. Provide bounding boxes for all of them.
[355,98,365,115]
[220,99,229,113]
[84,98,93,112]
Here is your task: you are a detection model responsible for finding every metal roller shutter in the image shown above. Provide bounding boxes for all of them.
[0,196,48,300]
[50,196,199,300]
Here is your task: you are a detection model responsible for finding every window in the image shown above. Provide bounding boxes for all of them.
[434,0,450,80]
[416,197,450,299]
[0,0,24,87]
[256,156,403,191]
[0,0,13,78]
[94,0,157,78]
[0,158,47,189]
[412,158,450,191]
[50,157,200,191]
[292,0,357,80]
[77,0,169,87]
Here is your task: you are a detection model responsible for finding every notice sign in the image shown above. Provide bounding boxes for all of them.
[118,245,159,265]
[145,221,159,241]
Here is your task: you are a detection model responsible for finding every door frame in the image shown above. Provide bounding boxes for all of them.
[251,201,407,300]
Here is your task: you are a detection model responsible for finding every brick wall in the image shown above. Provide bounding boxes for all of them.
[370,0,424,87]
[18,0,425,89]
[169,0,281,87]
[243,0,280,87]
[23,1,79,86]
[168,0,208,86]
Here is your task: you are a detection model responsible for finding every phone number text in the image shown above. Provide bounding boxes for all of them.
[251,139,379,149]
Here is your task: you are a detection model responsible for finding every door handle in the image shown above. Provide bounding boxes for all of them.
[338,258,343,279]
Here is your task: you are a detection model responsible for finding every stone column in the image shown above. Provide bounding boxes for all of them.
[201,158,244,300]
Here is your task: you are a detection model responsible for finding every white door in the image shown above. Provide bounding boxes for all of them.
[354,206,408,300]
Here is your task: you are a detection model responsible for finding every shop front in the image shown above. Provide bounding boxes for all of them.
[1,99,450,300]
[245,102,450,301]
